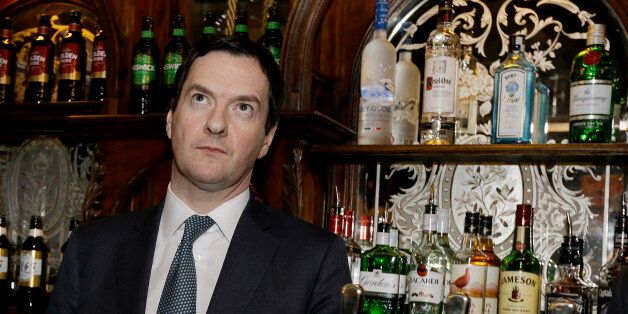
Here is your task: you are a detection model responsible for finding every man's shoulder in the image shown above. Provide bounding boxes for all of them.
[72,204,161,241]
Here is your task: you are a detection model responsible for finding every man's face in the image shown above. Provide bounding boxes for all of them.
[166,51,275,194]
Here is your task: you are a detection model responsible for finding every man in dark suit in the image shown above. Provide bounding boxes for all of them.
[49,37,351,313]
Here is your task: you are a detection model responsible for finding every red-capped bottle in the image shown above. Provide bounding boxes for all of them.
[57,10,87,102]
[0,17,16,104]
[89,28,106,101]
[24,15,55,103]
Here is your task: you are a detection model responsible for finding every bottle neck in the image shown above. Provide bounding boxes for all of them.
[376,231,390,246]
[37,26,50,36]
[511,225,532,253]
[460,232,478,251]
[0,226,6,236]
[479,236,495,252]
[437,3,453,28]
[69,22,81,32]
[556,264,582,280]
[1,29,11,38]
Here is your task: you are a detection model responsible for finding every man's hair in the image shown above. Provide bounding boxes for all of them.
[170,36,284,134]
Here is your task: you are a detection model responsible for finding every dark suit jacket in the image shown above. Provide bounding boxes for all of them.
[48,197,351,313]
[609,267,628,314]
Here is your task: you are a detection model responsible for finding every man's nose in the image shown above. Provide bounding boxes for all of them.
[205,107,227,135]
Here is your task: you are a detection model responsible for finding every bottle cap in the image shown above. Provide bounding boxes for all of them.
[586,24,606,46]
[515,204,533,226]
[463,212,480,234]
[479,215,493,236]
[509,35,526,52]
[436,207,450,234]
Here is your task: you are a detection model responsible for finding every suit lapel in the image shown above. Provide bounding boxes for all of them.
[207,200,279,313]
[116,204,163,313]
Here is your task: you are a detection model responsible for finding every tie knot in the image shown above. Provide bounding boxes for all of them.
[183,215,215,243]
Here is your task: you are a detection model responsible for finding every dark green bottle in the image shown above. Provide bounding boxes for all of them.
[258,2,283,64]
[18,216,49,313]
[0,17,16,104]
[163,14,190,106]
[233,10,249,39]
[130,16,159,114]
[198,12,218,47]
[57,10,87,102]
[24,15,54,103]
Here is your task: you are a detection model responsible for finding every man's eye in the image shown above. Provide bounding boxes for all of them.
[191,94,207,105]
[237,103,253,113]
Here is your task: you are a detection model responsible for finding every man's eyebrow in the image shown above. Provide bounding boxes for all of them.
[233,95,261,105]
[185,83,214,97]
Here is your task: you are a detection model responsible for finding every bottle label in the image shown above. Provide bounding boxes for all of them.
[498,271,540,313]
[92,40,107,78]
[484,266,500,314]
[569,80,612,117]
[546,292,585,313]
[19,250,43,288]
[235,24,248,33]
[359,83,394,143]
[0,248,7,279]
[267,21,281,30]
[328,214,342,235]
[140,30,154,39]
[393,97,418,143]
[360,269,401,295]
[28,228,43,237]
[172,28,185,37]
[0,226,6,235]
[203,26,216,35]
[132,53,156,86]
[69,23,81,32]
[0,48,13,84]
[514,226,527,252]
[163,51,183,85]
[423,56,458,114]
[407,268,444,303]
[268,46,281,63]
[496,69,527,138]
[27,46,51,83]
[376,232,390,245]
[443,270,451,302]
[450,264,486,314]
[60,42,82,80]
[374,0,389,30]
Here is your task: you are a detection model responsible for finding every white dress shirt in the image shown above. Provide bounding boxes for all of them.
[145,184,249,314]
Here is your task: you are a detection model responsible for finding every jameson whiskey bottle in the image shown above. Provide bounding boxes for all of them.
[546,214,593,313]
[479,215,500,314]
[89,28,107,101]
[258,2,283,64]
[198,12,218,47]
[130,16,159,114]
[598,193,628,313]
[0,17,16,104]
[234,10,249,39]
[420,0,460,145]
[569,24,617,143]
[163,14,190,105]
[18,216,49,313]
[360,219,405,313]
[393,37,420,145]
[498,204,541,313]
[407,193,447,314]
[57,10,87,101]
[436,207,454,304]
[358,0,396,145]
[24,15,55,103]
[491,35,536,144]
[450,212,486,314]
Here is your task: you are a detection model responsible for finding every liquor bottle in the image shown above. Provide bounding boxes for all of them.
[457,45,479,136]
[57,10,87,101]
[597,193,628,313]
[393,37,420,145]
[328,187,344,237]
[24,15,55,103]
[407,192,448,313]
[420,0,460,145]
[163,14,190,105]
[479,215,500,314]
[130,16,159,114]
[531,80,550,144]
[357,0,396,145]
[343,209,362,285]
[357,214,374,252]
[0,17,16,104]
[258,2,283,64]
[234,10,249,39]
[450,212,486,314]
[61,217,81,257]
[360,218,405,313]
[389,226,408,307]
[577,238,598,313]
[491,35,536,144]
[568,24,618,143]
[89,28,107,101]
[436,207,454,305]
[498,204,541,313]
[0,216,11,312]
[18,216,49,313]
[198,12,218,47]
[546,214,592,313]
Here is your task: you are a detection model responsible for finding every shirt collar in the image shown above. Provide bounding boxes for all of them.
[161,183,250,242]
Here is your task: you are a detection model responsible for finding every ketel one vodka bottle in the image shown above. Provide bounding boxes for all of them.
[130,16,159,114]
[57,10,87,102]
[546,213,593,313]
[258,2,283,64]
[358,0,396,145]
[393,29,420,145]
[198,12,218,47]
[0,17,16,104]
[24,14,55,103]
[420,0,460,145]
[597,193,628,313]
[407,193,448,313]
[568,24,618,143]
[491,35,536,144]
[498,204,541,313]
[450,212,487,314]
[163,14,190,106]
[18,216,49,313]
[233,10,249,40]
[479,215,501,314]
[360,218,406,313]
[89,28,107,101]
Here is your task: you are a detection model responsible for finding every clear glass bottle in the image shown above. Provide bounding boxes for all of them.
[407,193,447,314]
[450,212,486,314]
[358,0,396,145]
[420,0,460,145]
[457,45,479,137]
[479,215,500,314]
[393,26,420,145]
[389,226,408,307]
[545,214,593,313]
[568,24,618,143]
[498,204,541,314]
[577,238,598,313]
[531,80,550,144]
[343,209,363,285]
[436,207,454,306]
[491,35,536,144]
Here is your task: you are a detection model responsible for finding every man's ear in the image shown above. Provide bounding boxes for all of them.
[258,125,277,159]
[166,110,173,140]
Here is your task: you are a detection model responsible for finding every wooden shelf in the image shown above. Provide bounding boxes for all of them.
[310,143,628,164]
